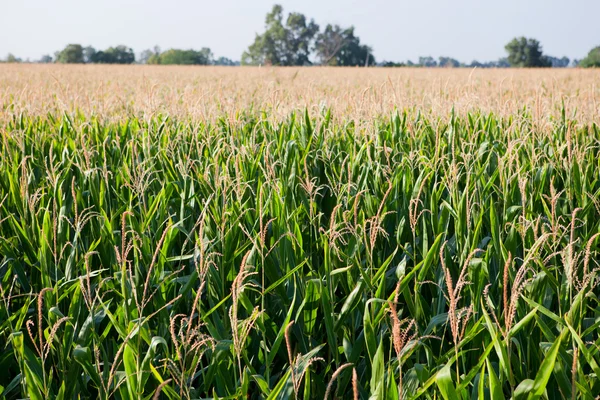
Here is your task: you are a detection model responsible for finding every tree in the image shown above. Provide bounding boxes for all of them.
[494,58,510,68]
[6,53,22,63]
[139,49,155,64]
[160,48,212,65]
[504,37,551,67]
[83,46,97,63]
[439,56,460,68]
[92,45,135,64]
[56,44,85,64]
[242,4,319,66]
[418,56,437,67]
[314,24,375,66]
[142,46,162,64]
[546,56,570,68]
[579,46,600,68]
[467,58,510,68]
[381,61,406,67]
[148,48,212,65]
[213,57,239,66]
[313,24,345,65]
[38,54,53,63]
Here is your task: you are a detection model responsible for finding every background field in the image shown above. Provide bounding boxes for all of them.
[1,66,600,400]
[1,65,599,122]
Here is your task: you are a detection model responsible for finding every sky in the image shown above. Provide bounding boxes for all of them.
[1,0,598,63]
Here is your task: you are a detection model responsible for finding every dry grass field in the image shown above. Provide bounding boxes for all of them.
[1,64,598,122]
[1,64,600,399]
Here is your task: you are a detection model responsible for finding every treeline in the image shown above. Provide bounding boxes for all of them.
[2,4,600,68]
[4,44,239,66]
[383,54,572,68]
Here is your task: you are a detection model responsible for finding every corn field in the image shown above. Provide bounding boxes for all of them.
[1,66,600,399]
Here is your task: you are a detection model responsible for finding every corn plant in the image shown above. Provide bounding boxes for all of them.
[0,108,599,400]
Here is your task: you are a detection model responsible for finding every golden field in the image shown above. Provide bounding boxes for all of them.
[0,64,598,123]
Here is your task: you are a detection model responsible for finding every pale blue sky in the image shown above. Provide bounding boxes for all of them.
[1,0,598,62]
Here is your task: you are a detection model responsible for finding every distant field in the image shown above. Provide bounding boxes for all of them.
[1,65,598,122]
[1,66,600,399]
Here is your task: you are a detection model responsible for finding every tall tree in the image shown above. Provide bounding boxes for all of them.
[505,37,551,67]
[579,46,600,67]
[242,4,319,66]
[314,24,375,66]
[56,44,85,64]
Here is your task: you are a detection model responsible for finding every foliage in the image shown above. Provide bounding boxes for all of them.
[91,46,136,64]
[579,46,600,67]
[38,55,53,64]
[314,24,375,66]
[1,108,600,399]
[213,57,239,66]
[242,5,319,66]
[56,44,85,64]
[83,46,97,64]
[419,56,437,67]
[381,61,406,67]
[546,56,570,68]
[438,57,460,68]
[56,44,135,64]
[148,48,213,65]
[468,58,510,68]
[505,37,551,67]
[5,54,22,63]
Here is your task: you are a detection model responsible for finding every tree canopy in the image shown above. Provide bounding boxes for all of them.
[242,6,377,66]
[56,44,135,64]
[579,46,600,67]
[242,5,319,66]
[438,56,460,68]
[87,46,136,64]
[6,54,22,63]
[56,44,85,64]
[148,48,212,65]
[314,24,375,66]
[504,37,551,67]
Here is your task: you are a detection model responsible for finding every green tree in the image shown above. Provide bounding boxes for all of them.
[439,56,460,68]
[154,48,212,65]
[546,56,570,68]
[242,4,319,66]
[381,61,406,67]
[92,45,135,64]
[418,56,437,67]
[213,57,239,66]
[504,37,551,67]
[38,54,53,63]
[83,46,97,63]
[139,49,154,64]
[579,46,600,67]
[314,24,375,66]
[141,46,162,64]
[56,44,85,64]
[6,53,22,63]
